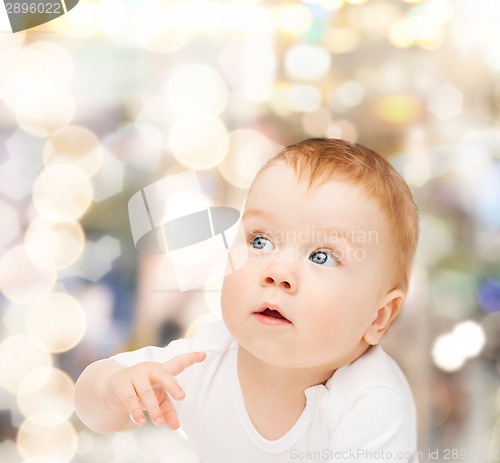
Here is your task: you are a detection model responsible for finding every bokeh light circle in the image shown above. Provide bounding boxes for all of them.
[217,129,282,189]
[42,126,103,178]
[25,218,85,271]
[478,280,500,314]
[432,333,465,372]
[432,320,486,372]
[373,95,422,124]
[388,18,415,48]
[0,198,21,250]
[286,84,322,112]
[0,335,52,393]
[0,246,56,304]
[26,292,87,353]
[326,27,361,54]
[17,413,78,461]
[28,41,74,90]
[168,113,229,169]
[326,119,358,142]
[284,45,331,81]
[33,164,93,222]
[276,3,313,34]
[15,89,76,137]
[147,29,192,55]
[470,162,500,227]
[334,80,366,108]
[162,64,228,116]
[104,122,164,171]
[0,47,52,110]
[0,28,25,57]
[453,320,485,357]
[17,368,75,422]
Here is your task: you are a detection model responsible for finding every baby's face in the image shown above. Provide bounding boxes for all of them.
[221,162,397,371]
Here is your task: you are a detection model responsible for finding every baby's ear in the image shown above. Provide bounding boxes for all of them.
[363,289,404,346]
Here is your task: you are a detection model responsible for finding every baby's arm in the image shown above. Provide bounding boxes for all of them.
[74,351,206,433]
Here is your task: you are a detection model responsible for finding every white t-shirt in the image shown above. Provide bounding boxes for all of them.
[111,320,419,463]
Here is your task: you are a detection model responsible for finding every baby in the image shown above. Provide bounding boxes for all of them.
[74,138,420,463]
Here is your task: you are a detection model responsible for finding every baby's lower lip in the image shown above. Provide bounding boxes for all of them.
[253,312,292,326]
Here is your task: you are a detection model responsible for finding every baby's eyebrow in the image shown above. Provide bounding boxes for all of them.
[243,208,364,249]
[242,208,273,221]
[319,228,361,250]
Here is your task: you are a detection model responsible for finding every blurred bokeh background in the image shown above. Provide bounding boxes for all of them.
[0,0,500,461]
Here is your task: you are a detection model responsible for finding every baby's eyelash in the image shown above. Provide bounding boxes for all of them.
[247,229,272,243]
[316,247,343,265]
[245,230,343,265]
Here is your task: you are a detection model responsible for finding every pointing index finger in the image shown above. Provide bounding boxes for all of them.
[163,351,206,376]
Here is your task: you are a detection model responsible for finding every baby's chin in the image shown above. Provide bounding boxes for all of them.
[252,354,342,383]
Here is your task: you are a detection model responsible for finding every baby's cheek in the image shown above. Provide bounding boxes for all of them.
[221,273,242,311]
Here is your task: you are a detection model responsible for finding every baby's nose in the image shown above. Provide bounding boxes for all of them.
[263,276,291,289]
[261,264,297,293]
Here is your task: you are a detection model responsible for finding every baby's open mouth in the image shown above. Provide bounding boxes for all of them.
[255,307,291,323]
[260,308,286,319]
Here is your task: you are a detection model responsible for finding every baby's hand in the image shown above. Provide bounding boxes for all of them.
[103,351,206,430]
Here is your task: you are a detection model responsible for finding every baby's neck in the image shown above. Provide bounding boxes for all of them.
[237,345,334,395]
[236,346,335,440]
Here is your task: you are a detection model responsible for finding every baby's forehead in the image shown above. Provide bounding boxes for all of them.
[244,163,391,238]
[247,162,372,204]
[247,161,313,195]
[248,171,378,215]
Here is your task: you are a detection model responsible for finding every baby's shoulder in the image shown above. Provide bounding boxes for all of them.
[322,344,413,412]
[327,345,409,393]
[317,346,418,449]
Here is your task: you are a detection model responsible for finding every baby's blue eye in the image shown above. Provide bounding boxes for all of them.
[309,250,338,266]
[251,236,274,251]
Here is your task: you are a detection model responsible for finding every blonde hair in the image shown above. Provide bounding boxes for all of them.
[262,138,419,293]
